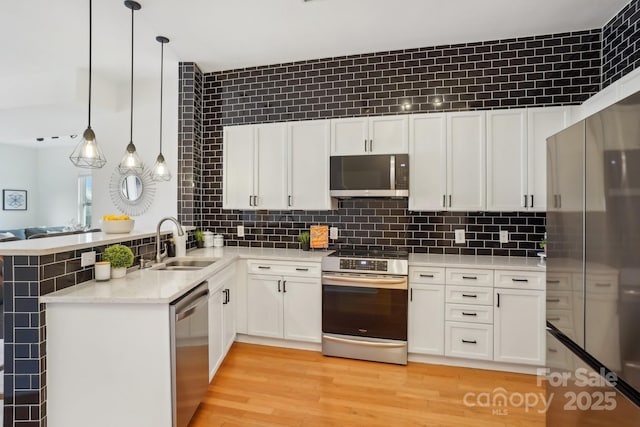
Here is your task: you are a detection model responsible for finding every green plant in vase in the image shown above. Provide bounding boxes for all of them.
[298,231,311,251]
[195,230,205,248]
[102,244,134,279]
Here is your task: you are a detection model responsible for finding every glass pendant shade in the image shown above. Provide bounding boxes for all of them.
[150,153,171,181]
[118,141,144,174]
[70,127,107,168]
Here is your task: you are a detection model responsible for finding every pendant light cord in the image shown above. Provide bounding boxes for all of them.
[88,0,92,127]
[129,5,135,143]
[159,41,164,155]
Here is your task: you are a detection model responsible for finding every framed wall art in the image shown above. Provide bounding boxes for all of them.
[3,189,27,211]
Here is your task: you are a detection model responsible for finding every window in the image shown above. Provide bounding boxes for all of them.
[78,175,93,228]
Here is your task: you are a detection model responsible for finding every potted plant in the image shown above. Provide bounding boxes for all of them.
[194,230,205,248]
[102,244,134,279]
[298,231,311,251]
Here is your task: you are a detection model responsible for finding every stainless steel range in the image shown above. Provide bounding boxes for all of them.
[321,249,409,365]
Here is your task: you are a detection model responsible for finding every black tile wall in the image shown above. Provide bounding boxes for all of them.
[2,232,178,426]
[602,0,640,88]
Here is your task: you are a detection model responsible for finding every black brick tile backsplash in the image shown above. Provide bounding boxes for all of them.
[602,0,640,88]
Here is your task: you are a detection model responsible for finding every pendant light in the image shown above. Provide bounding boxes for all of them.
[69,0,107,169]
[150,36,171,182]
[118,0,144,175]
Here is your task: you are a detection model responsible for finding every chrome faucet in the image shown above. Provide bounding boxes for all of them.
[156,217,185,263]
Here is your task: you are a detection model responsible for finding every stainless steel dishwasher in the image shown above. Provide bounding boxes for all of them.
[171,282,209,427]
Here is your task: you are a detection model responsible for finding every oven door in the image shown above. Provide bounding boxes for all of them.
[322,272,408,341]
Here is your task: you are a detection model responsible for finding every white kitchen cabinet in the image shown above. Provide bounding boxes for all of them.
[486,109,527,211]
[246,261,321,343]
[331,115,408,155]
[409,112,485,211]
[223,122,287,210]
[487,107,569,211]
[287,120,334,210]
[408,283,445,355]
[494,288,545,366]
[208,287,224,381]
[547,121,585,212]
[409,113,447,211]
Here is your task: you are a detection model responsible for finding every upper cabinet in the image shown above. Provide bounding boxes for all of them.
[331,115,408,155]
[223,123,287,210]
[223,120,334,211]
[486,107,570,211]
[410,112,486,211]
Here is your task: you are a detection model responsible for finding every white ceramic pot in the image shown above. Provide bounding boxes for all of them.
[213,234,224,248]
[111,267,127,279]
[95,261,111,281]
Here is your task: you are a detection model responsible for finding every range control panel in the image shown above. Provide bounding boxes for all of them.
[339,259,388,272]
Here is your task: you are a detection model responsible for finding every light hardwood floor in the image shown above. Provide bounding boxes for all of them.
[189,343,545,427]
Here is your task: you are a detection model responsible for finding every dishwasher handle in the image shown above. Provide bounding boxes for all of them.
[173,283,209,320]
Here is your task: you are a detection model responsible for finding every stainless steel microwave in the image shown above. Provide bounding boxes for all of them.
[330,154,409,198]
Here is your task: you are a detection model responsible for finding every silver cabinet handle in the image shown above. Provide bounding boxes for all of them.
[547,280,561,284]
[462,339,477,344]
[547,317,561,321]
[595,283,611,287]
[369,139,373,152]
[442,195,446,208]
[249,195,253,206]
[288,195,292,207]
[253,195,258,206]
[449,195,452,207]
[548,348,558,353]
[364,139,368,152]
[410,288,413,301]
[547,298,560,303]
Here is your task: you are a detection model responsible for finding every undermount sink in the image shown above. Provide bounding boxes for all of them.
[151,257,218,271]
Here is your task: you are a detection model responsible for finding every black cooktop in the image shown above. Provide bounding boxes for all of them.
[328,248,409,260]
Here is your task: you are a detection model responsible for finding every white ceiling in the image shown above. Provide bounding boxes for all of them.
[0,0,631,79]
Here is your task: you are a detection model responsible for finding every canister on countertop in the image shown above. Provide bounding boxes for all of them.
[213,234,224,247]
[203,231,214,248]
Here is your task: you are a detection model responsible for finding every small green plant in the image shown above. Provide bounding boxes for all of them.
[102,244,134,269]
[298,231,310,244]
[539,239,547,250]
[194,230,204,242]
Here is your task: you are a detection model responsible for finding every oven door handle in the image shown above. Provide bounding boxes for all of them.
[323,335,407,348]
[322,274,407,289]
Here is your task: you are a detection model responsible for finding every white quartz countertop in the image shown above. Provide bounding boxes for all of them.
[408,254,545,271]
[40,247,332,305]
[0,226,195,256]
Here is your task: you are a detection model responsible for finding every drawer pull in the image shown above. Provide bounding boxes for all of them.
[512,278,529,283]
[595,283,611,287]
[462,339,477,344]
[547,280,561,284]
[548,348,558,353]
[546,298,560,303]
[462,312,477,317]
[547,317,561,321]
[420,274,434,278]
[462,294,478,298]
[296,268,309,272]
[462,276,478,280]
[258,266,271,270]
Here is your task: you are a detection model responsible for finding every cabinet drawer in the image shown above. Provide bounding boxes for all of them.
[446,268,494,287]
[409,267,445,284]
[585,275,618,295]
[546,291,572,310]
[445,304,493,324]
[247,260,320,277]
[546,273,571,291]
[445,321,493,361]
[446,285,493,306]
[495,270,545,290]
[546,309,573,329]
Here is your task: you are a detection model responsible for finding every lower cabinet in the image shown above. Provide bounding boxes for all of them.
[208,264,237,381]
[408,283,445,355]
[246,261,321,343]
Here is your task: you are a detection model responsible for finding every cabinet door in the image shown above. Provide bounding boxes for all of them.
[486,109,527,211]
[447,112,486,211]
[368,115,409,154]
[222,276,236,354]
[408,284,445,355]
[409,114,447,211]
[223,125,255,209]
[331,117,368,155]
[527,107,569,212]
[282,276,321,343]
[208,289,224,381]
[247,275,283,338]
[494,289,545,365]
[552,121,585,212]
[288,120,332,210]
[255,123,288,209]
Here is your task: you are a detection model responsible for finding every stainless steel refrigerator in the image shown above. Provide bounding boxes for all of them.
[546,92,640,425]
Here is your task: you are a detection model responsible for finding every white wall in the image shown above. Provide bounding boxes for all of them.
[0,144,39,228]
